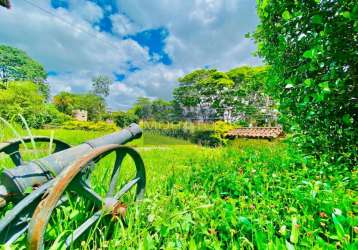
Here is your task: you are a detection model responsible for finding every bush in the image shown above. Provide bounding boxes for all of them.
[0,81,70,128]
[141,121,234,146]
[112,111,139,128]
[254,0,358,168]
[61,120,117,132]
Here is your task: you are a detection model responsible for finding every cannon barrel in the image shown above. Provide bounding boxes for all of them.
[0,123,142,203]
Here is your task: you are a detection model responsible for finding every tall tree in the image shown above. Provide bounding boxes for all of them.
[0,45,48,98]
[91,75,113,98]
[173,66,272,123]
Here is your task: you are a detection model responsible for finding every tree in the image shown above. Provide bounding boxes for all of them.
[151,99,174,121]
[112,111,139,128]
[53,92,106,121]
[173,69,230,121]
[130,97,175,121]
[132,97,153,120]
[173,66,272,123]
[254,0,357,167]
[91,75,113,98]
[227,66,274,125]
[0,81,68,128]
[0,45,48,98]
[0,0,10,9]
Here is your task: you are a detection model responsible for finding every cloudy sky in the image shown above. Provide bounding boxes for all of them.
[0,0,261,110]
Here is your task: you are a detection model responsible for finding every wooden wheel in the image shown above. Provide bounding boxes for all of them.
[27,144,146,250]
[0,136,70,166]
[0,136,70,244]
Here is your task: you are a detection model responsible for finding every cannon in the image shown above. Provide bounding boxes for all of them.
[0,124,146,249]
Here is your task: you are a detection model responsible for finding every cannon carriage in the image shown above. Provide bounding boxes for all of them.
[0,124,146,249]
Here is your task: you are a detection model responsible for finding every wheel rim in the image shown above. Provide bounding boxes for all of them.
[27,144,146,250]
[0,136,71,166]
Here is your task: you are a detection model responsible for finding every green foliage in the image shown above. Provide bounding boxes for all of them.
[131,97,175,121]
[0,81,69,128]
[0,45,49,98]
[254,0,358,167]
[61,120,117,132]
[142,121,235,146]
[91,75,113,98]
[112,111,139,128]
[1,129,355,248]
[53,92,106,121]
[173,66,276,124]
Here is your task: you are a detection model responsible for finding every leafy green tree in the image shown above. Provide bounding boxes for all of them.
[0,81,69,128]
[91,75,113,98]
[227,66,274,125]
[0,45,49,98]
[254,0,357,167]
[112,111,139,128]
[173,67,272,123]
[130,97,175,121]
[174,69,233,121]
[132,97,153,120]
[151,99,174,121]
[53,92,106,121]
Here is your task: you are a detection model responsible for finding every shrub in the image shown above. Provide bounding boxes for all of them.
[141,121,234,146]
[0,81,70,128]
[112,111,139,128]
[61,120,117,132]
[254,0,358,168]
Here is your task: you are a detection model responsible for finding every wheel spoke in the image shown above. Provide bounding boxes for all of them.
[9,151,23,166]
[113,177,140,200]
[0,181,52,244]
[65,210,103,247]
[69,179,103,207]
[106,152,126,197]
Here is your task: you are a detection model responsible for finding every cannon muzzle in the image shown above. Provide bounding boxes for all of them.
[0,123,142,203]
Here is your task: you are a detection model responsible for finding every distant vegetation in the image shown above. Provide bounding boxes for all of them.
[0,45,49,98]
[0,1,357,248]
[0,81,68,128]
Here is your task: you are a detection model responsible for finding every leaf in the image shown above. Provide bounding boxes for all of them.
[282,10,292,20]
[238,216,252,231]
[24,186,33,194]
[285,84,294,89]
[319,82,330,92]
[312,15,323,24]
[341,11,351,19]
[315,93,325,102]
[255,231,267,250]
[303,48,317,59]
[290,217,300,244]
[342,114,353,125]
[332,214,345,241]
[286,240,295,250]
[304,79,313,87]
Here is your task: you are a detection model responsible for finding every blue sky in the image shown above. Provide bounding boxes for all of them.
[0,0,261,109]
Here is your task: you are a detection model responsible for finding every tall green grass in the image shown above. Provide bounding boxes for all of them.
[0,125,356,249]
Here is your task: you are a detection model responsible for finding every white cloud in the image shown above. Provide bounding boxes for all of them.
[108,65,184,109]
[68,0,104,23]
[110,13,140,36]
[0,0,261,110]
[0,0,150,102]
[116,0,261,70]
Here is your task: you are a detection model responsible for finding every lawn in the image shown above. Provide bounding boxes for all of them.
[0,127,356,249]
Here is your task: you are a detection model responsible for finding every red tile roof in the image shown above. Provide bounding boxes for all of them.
[227,127,284,139]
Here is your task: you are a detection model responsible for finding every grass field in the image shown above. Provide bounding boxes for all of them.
[0,126,357,249]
